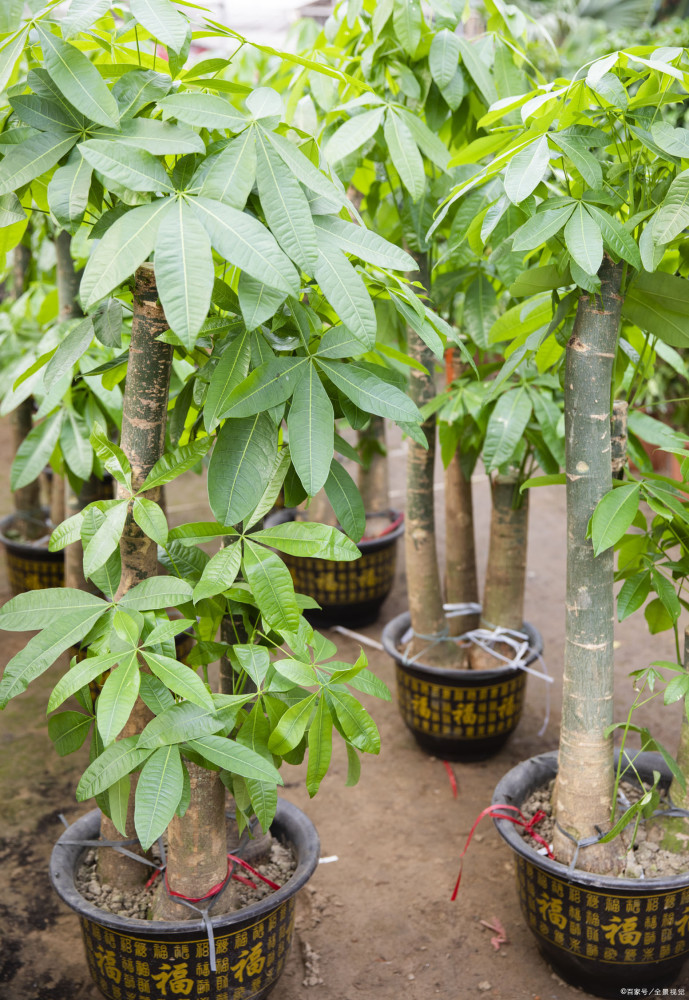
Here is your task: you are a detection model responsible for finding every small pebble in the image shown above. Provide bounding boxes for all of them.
[478,982,491,992]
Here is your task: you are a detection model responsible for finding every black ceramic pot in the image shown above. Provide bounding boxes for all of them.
[0,511,63,595]
[492,751,689,997]
[382,610,543,761]
[50,799,320,1000]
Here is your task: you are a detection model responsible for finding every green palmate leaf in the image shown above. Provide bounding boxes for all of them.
[36,25,120,129]
[0,29,28,95]
[187,736,283,784]
[287,364,334,496]
[384,110,425,202]
[504,135,550,205]
[483,387,533,471]
[93,118,204,155]
[208,413,277,526]
[551,133,602,188]
[324,460,366,543]
[653,169,689,245]
[591,483,641,555]
[158,92,247,131]
[429,28,461,90]
[198,128,256,209]
[47,147,93,231]
[112,70,171,119]
[511,204,575,253]
[273,658,317,686]
[652,569,682,624]
[564,202,603,276]
[96,651,141,745]
[325,106,385,163]
[219,357,307,419]
[108,775,131,835]
[44,316,94,390]
[255,128,317,270]
[328,689,380,754]
[622,272,689,349]
[238,273,287,331]
[192,196,299,296]
[584,205,642,269]
[312,215,415,271]
[233,645,271,687]
[11,94,78,132]
[132,498,168,547]
[462,272,497,351]
[193,543,242,602]
[267,693,317,755]
[203,331,251,432]
[243,539,300,631]
[154,197,213,349]
[0,587,109,632]
[131,0,189,52]
[139,673,175,715]
[313,246,377,349]
[456,35,497,104]
[140,439,212,493]
[251,521,360,561]
[316,326,365,359]
[393,0,423,56]
[135,744,184,850]
[11,412,63,491]
[48,711,92,757]
[306,697,333,797]
[0,605,111,708]
[79,140,173,194]
[0,130,77,196]
[50,514,82,554]
[0,193,25,228]
[48,649,124,712]
[63,0,111,37]
[90,424,131,486]
[61,410,93,481]
[77,736,153,800]
[266,129,345,207]
[142,651,214,710]
[80,199,170,308]
[118,576,193,611]
[651,121,689,158]
[84,501,128,578]
[617,572,651,622]
[317,359,421,424]
[137,701,226,748]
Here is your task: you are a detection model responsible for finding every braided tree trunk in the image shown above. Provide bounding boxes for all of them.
[552,259,624,874]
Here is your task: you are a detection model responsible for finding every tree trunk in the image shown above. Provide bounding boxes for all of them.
[11,245,43,531]
[98,263,173,889]
[659,627,689,851]
[357,415,390,537]
[153,764,238,920]
[610,399,628,481]
[404,255,457,666]
[444,349,479,636]
[552,259,624,874]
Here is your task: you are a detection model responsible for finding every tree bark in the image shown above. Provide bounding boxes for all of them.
[610,399,628,481]
[552,259,624,874]
[357,415,390,538]
[659,627,689,851]
[11,245,43,530]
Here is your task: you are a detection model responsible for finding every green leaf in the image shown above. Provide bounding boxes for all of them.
[462,272,497,351]
[313,215,415,271]
[328,689,380,754]
[650,121,689,158]
[135,744,184,850]
[429,28,461,90]
[48,711,92,757]
[192,543,242,602]
[325,107,384,163]
[80,199,170,309]
[198,128,256,209]
[112,69,171,118]
[79,139,173,194]
[0,192,25,228]
[287,364,334,496]
[243,539,300,631]
[48,650,124,712]
[591,483,641,556]
[384,110,425,202]
[617,572,651,622]
[192,195,299,296]
[654,169,689,245]
[84,501,128,578]
[77,736,153,800]
[313,246,377,350]
[483,387,533,471]
[108,775,131,835]
[651,568,681,624]
[266,128,346,207]
[584,204,642,270]
[158,92,247,131]
[36,25,120,129]
[255,128,317,270]
[63,0,111,37]
[139,673,175,715]
[250,521,360,560]
[90,424,131,487]
[306,698,333,797]
[267,693,317,755]
[140,438,212,492]
[234,645,271,687]
[45,316,94,390]
[138,701,225,748]
[96,651,140,744]
[203,334,251,434]
[504,135,550,205]
[11,94,78,132]
[511,204,575,253]
[94,118,204,155]
[219,357,307,419]
[208,412,277,526]
[131,0,189,52]
[48,148,93,231]
[393,0,423,56]
[188,735,283,784]
[317,359,421,424]
[154,197,213,349]
[61,409,93,481]
[118,576,193,611]
[622,272,689,349]
[564,202,603,276]
[0,130,77,196]
[456,35,497,104]
[550,133,602,188]
[142,650,215,710]
[132,498,168,547]
[11,412,63,491]
[237,273,287,331]
[324,460,366,543]
[645,598,674,635]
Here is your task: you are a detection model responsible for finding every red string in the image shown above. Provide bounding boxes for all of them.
[227,853,281,891]
[144,852,282,901]
[361,512,404,541]
[443,761,458,799]
[451,804,553,901]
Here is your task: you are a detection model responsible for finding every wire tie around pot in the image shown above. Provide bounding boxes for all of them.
[57,815,163,870]
[553,819,606,872]
[451,804,553,901]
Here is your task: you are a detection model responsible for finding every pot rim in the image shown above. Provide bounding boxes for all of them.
[381,609,543,680]
[50,797,320,935]
[492,749,689,891]
[0,509,56,549]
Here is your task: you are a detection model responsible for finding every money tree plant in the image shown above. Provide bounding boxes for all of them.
[435,44,689,871]
[0,0,425,914]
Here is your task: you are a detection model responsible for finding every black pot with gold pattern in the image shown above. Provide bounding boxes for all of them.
[382,610,542,761]
[50,800,319,1000]
[492,750,689,998]
[0,511,63,596]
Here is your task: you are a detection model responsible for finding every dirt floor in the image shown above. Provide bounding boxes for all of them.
[1,417,687,1000]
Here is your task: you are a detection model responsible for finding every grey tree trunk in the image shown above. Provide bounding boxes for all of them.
[660,627,689,851]
[552,259,624,874]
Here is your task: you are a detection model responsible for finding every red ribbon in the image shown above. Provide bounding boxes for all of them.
[145,852,282,901]
[451,804,553,901]
[443,760,458,799]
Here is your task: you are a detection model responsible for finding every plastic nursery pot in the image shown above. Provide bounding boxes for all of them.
[381,610,543,762]
[50,800,320,1000]
[0,511,63,596]
[275,509,405,628]
[492,751,689,998]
